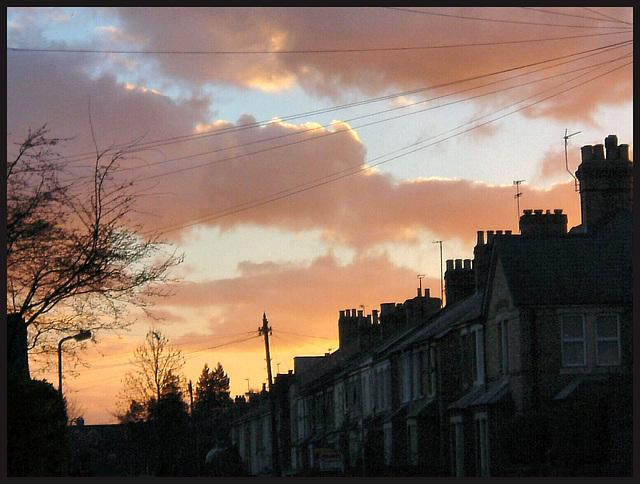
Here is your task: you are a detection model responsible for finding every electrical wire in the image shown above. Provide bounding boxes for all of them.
[6,29,631,56]
[144,53,632,235]
[7,35,632,168]
[520,7,631,25]
[131,44,632,182]
[43,45,631,235]
[382,7,631,29]
[30,38,632,204]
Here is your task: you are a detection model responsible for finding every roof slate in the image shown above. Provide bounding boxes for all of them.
[493,211,632,306]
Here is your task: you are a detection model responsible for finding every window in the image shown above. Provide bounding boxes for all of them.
[461,325,485,386]
[561,315,586,366]
[561,313,622,368]
[361,369,373,416]
[428,344,437,395]
[383,423,393,466]
[498,318,510,375]
[401,352,412,403]
[334,381,345,428]
[407,419,419,466]
[383,365,391,410]
[374,364,391,412]
[450,416,465,476]
[474,412,490,476]
[596,314,621,366]
[420,345,437,397]
[411,350,420,400]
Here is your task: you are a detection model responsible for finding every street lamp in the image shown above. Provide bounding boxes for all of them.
[57,330,91,398]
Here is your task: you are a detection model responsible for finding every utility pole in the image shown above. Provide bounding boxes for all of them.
[433,240,444,308]
[259,313,281,476]
[259,313,274,391]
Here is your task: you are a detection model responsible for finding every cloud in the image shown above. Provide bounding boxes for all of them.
[107,7,632,122]
[7,47,583,251]
[156,251,428,338]
[8,8,630,424]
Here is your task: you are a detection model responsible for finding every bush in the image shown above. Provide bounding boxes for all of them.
[7,377,69,476]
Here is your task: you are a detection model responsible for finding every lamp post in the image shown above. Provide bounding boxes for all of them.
[57,330,91,398]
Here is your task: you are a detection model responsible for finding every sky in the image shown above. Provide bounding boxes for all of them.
[6,7,633,424]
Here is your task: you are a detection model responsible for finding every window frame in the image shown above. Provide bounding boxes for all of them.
[401,351,412,403]
[407,418,419,466]
[561,314,587,367]
[450,415,465,477]
[595,313,621,366]
[498,317,510,376]
[474,412,490,476]
[461,325,485,386]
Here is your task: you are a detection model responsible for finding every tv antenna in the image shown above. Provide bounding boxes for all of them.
[513,179,525,221]
[417,274,426,296]
[432,240,444,307]
[564,129,581,191]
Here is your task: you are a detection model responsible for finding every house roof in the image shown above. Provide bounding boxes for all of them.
[448,380,511,410]
[492,210,632,307]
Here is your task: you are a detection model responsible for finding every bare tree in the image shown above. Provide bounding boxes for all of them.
[117,328,186,420]
[6,124,183,367]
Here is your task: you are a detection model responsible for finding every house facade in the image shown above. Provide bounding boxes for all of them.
[229,135,632,476]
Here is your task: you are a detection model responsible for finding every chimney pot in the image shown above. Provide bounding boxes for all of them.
[593,144,604,159]
[619,144,629,160]
[605,134,618,159]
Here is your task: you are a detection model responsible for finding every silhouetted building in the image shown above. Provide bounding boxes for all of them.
[228,135,632,477]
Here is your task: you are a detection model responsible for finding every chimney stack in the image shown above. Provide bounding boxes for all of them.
[444,258,475,306]
[575,135,633,232]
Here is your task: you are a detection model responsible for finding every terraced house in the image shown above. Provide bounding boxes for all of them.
[230,135,632,476]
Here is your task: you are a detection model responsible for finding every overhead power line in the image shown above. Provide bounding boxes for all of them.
[27,38,632,170]
[6,29,631,55]
[580,7,633,25]
[382,7,632,29]
[56,41,632,205]
[520,7,632,25]
[148,57,632,235]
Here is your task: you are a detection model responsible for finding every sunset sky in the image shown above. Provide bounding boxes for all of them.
[7,7,633,424]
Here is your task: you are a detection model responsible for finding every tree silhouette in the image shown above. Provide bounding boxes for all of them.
[192,362,234,471]
[116,329,192,475]
[7,125,183,370]
[148,371,191,476]
[193,362,232,418]
[117,329,186,422]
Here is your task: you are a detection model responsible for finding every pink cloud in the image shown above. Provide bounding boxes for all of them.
[111,7,632,121]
